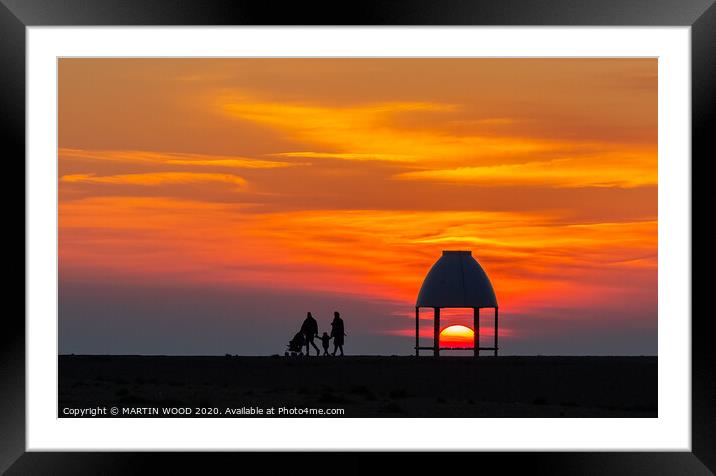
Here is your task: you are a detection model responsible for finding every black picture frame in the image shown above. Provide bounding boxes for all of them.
[3,0,712,473]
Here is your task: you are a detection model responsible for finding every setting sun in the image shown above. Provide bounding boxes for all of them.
[440,325,475,348]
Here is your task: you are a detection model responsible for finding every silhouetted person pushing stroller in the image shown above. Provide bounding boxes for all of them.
[301,312,320,356]
[330,311,346,356]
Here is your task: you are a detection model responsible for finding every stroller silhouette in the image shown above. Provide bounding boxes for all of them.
[285,331,306,357]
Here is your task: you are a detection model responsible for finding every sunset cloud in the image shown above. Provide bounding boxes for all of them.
[220,95,564,165]
[270,151,415,162]
[61,172,248,188]
[60,194,656,318]
[60,148,296,169]
[395,154,656,188]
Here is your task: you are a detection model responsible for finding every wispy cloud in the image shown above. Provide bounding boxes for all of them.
[60,148,296,169]
[270,151,414,162]
[220,95,566,165]
[395,154,656,189]
[61,172,247,188]
[218,94,658,192]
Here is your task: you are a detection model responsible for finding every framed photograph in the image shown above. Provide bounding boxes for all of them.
[5,0,712,473]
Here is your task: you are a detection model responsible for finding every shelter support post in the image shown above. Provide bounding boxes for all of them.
[474,307,480,358]
[433,307,440,357]
[415,307,419,357]
[494,307,499,356]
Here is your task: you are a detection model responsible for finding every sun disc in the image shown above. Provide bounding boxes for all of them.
[440,324,474,347]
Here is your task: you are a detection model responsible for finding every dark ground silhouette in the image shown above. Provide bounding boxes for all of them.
[59,355,657,417]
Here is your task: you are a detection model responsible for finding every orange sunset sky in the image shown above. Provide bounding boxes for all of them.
[58,58,657,355]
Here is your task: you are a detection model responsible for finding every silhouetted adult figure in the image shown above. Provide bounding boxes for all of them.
[300,312,320,356]
[330,311,346,356]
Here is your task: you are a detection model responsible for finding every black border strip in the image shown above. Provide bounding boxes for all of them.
[4,0,712,473]
[1,0,714,25]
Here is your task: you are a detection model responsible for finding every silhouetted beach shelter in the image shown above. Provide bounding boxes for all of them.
[415,250,499,357]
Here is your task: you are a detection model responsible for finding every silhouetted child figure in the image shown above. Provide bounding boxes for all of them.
[319,332,332,356]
